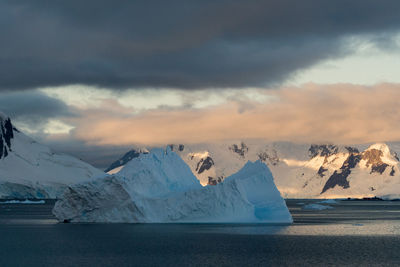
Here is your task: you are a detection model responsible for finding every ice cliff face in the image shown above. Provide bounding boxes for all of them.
[53,148,292,223]
[0,112,103,199]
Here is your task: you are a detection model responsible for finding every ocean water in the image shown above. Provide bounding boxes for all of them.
[0,199,400,266]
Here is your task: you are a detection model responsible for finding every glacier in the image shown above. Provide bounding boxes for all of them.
[53,148,292,223]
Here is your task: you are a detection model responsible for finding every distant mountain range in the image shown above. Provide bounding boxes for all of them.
[106,141,400,199]
[3,109,400,200]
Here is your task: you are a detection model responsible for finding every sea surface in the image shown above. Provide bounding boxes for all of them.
[0,199,400,266]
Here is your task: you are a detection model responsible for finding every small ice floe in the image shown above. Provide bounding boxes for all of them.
[0,199,45,204]
[302,203,333,210]
[297,202,305,205]
[317,199,338,204]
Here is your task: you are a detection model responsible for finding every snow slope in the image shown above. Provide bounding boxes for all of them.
[106,141,400,199]
[0,113,104,199]
[53,148,292,223]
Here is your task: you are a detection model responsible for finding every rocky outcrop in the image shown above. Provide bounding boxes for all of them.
[258,149,279,166]
[167,144,185,152]
[321,153,361,194]
[362,149,389,174]
[207,176,224,186]
[345,146,359,154]
[309,144,338,158]
[0,115,14,159]
[229,142,248,157]
[320,143,398,194]
[317,166,328,177]
[195,156,214,174]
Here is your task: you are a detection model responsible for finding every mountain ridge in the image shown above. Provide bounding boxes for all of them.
[106,141,400,198]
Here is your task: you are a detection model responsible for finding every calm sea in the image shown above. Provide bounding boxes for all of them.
[0,199,400,266]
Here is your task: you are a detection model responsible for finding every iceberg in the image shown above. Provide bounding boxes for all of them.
[53,148,292,223]
[317,199,338,204]
[302,203,333,210]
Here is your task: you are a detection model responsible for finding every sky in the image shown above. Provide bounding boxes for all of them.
[1,1,400,168]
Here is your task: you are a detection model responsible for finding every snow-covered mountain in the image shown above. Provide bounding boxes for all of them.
[106,141,400,198]
[0,113,103,199]
[54,147,292,223]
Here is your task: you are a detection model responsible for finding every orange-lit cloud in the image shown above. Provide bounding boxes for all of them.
[66,83,400,146]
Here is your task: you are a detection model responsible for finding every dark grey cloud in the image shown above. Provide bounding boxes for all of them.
[1,0,400,90]
[0,91,75,131]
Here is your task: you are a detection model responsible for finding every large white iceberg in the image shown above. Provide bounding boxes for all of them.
[53,148,292,223]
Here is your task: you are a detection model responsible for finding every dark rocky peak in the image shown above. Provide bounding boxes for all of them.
[309,144,338,158]
[104,148,149,173]
[229,142,248,158]
[195,156,214,174]
[342,153,361,169]
[0,113,15,160]
[345,146,359,154]
[257,149,279,166]
[362,148,383,163]
[317,166,328,177]
[390,166,395,176]
[321,153,362,194]
[321,143,398,194]
[167,144,185,152]
[207,176,224,186]
[361,148,389,175]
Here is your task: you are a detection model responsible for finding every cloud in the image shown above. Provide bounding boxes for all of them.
[64,83,400,145]
[0,90,75,133]
[1,1,400,90]
[0,91,73,119]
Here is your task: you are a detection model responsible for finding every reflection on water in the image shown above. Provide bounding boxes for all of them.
[0,200,58,225]
[284,221,400,236]
[183,221,400,236]
[285,198,400,236]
